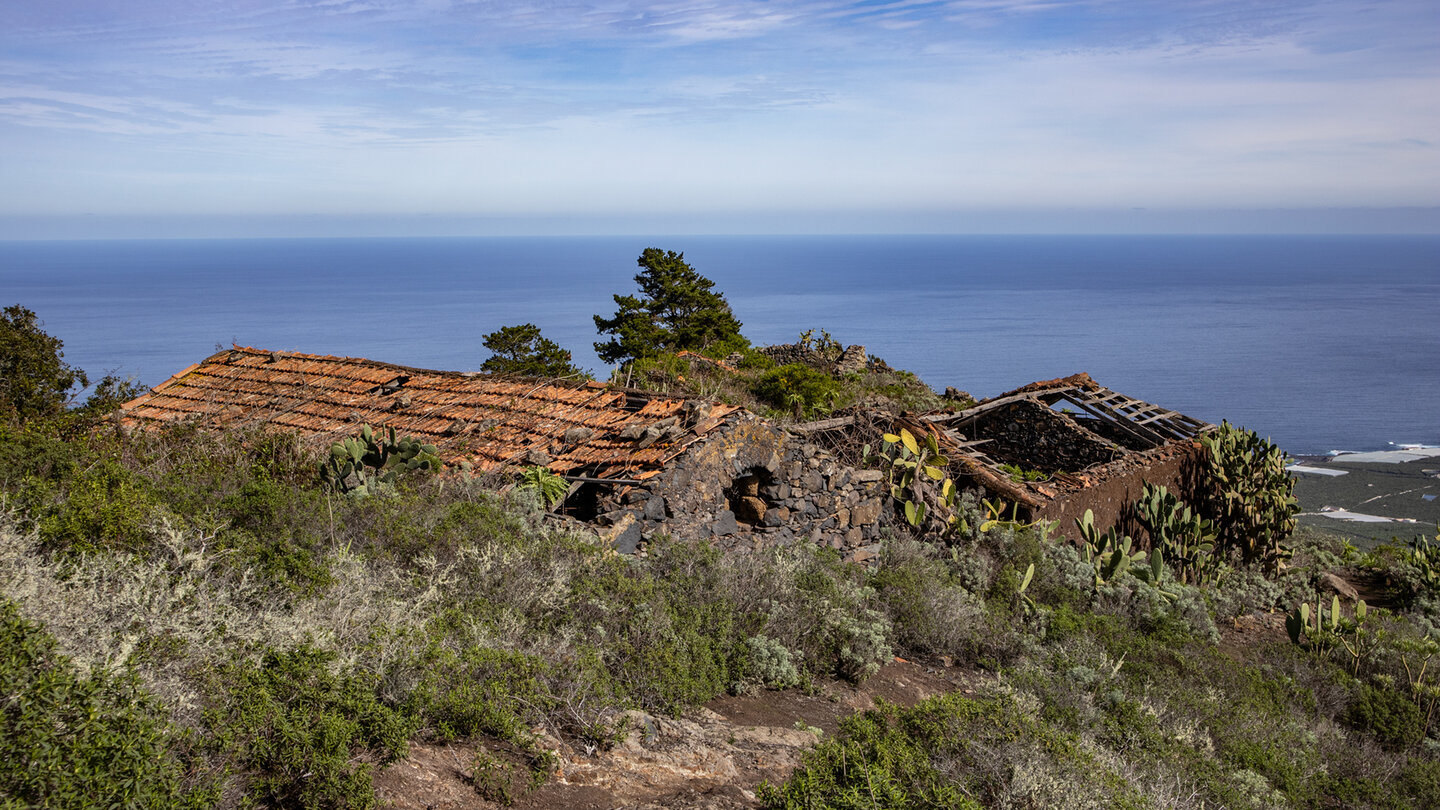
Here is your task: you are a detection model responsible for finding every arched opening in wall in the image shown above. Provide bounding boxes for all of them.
[726,466,777,527]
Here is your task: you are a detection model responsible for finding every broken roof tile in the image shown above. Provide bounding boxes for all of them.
[121,346,741,481]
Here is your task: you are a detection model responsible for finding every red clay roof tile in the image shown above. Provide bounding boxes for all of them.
[122,346,740,480]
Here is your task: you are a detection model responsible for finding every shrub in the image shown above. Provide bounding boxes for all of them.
[871,540,988,660]
[218,476,333,595]
[751,364,839,419]
[204,645,416,809]
[1345,682,1426,747]
[405,645,552,744]
[745,635,801,689]
[0,598,215,809]
[26,458,161,554]
[568,538,753,713]
[760,691,1146,810]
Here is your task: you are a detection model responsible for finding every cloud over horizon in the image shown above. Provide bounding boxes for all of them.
[2,0,1436,235]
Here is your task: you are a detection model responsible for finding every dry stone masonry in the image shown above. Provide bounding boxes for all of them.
[593,413,892,563]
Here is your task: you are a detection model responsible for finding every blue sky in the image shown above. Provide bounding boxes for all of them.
[2,0,1437,236]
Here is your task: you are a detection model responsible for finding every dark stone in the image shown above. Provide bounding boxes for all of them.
[613,520,643,554]
[644,495,667,521]
[597,509,630,526]
[712,510,739,536]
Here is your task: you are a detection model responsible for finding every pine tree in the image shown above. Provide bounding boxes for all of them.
[481,323,585,378]
[593,248,747,365]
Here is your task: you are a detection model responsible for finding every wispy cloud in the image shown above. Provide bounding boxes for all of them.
[0,0,1435,226]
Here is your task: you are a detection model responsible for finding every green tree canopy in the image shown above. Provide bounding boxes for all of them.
[593,248,748,366]
[0,305,88,421]
[481,323,585,378]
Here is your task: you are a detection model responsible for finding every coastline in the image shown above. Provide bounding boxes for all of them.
[1290,447,1440,546]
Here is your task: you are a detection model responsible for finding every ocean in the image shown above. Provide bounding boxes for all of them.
[1,234,1436,456]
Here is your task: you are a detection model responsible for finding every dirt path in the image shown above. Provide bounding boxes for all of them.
[375,658,976,810]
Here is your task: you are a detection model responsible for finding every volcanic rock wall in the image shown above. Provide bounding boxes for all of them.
[592,414,892,563]
[965,400,1123,474]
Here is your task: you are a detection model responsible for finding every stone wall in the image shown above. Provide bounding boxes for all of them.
[755,343,830,369]
[594,413,893,563]
[966,400,1122,474]
[1037,441,1206,545]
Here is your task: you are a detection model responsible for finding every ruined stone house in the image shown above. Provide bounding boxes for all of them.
[119,347,892,559]
[798,373,1215,540]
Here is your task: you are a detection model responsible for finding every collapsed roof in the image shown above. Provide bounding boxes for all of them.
[119,346,740,482]
[915,372,1213,512]
[797,372,1213,519]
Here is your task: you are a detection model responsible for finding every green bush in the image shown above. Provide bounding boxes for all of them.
[0,419,91,489]
[218,477,333,595]
[761,691,1146,810]
[406,645,552,743]
[752,364,839,419]
[1346,682,1426,747]
[204,646,416,810]
[0,598,215,809]
[26,458,160,554]
[870,540,987,660]
[569,539,752,714]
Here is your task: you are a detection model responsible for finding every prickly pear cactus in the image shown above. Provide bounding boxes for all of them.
[1199,422,1298,573]
[1135,482,1219,586]
[319,424,441,497]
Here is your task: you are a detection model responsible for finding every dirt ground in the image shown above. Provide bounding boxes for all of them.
[374,657,976,810]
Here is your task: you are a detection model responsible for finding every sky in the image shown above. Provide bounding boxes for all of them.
[1,0,1437,237]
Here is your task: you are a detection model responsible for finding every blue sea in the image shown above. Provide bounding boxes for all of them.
[1,234,1436,456]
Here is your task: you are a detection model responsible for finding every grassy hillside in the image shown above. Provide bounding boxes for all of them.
[1,408,1438,808]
